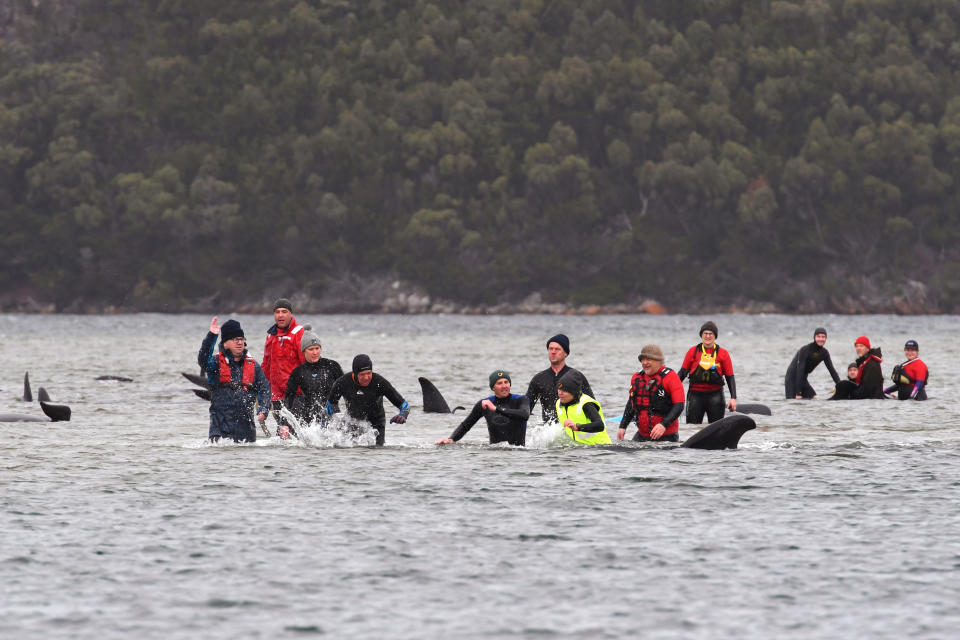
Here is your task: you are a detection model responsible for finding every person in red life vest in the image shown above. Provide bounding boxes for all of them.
[829,336,884,400]
[261,298,306,433]
[617,344,685,442]
[884,340,928,400]
[198,317,270,443]
[676,321,736,423]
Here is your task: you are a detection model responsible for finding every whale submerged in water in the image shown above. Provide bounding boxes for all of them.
[0,373,71,422]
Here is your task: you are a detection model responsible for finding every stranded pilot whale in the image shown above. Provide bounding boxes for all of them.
[418,377,465,414]
[1,373,71,422]
[728,403,772,416]
[681,414,756,450]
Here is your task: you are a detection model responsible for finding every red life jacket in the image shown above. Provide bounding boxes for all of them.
[631,367,675,416]
[219,352,256,390]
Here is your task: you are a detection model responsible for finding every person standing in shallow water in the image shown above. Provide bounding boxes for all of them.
[785,327,841,399]
[525,333,594,423]
[555,370,611,445]
[435,370,531,446]
[618,344,685,442]
[829,336,884,400]
[884,340,928,400]
[261,298,306,433]
[326,354,410,446]
[677,321,736,423]
[283,331,344,430]
[199,317,270,443]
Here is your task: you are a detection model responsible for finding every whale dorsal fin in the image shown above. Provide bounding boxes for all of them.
[419,377,453,413]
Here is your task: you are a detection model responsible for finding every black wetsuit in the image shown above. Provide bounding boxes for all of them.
[526,366,593,422]
[829,348,885,400]
[326,372,407,445]
[785,342,841,399]
[448,393,531,446]
[283,358,344,425]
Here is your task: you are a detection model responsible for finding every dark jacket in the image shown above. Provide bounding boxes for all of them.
[449,393,531,446]
[283,358,344,424]
[853,348,885,399]
[199,331,271,442]
[525,365,593,422]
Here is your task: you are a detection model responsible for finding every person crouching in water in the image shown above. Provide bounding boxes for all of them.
[326,354,410,446]
[884,340,928,400]
[198,317,271,443]
[282,330,344,435]
[555,371,611,445]
[435,370,531,446]
[617,344,685,443]
[829,336,884,400]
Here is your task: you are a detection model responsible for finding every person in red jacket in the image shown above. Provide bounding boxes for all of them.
[618,344,685,442]
[885,339,928,400]
[677,321,736,423]
[261,298,305,431]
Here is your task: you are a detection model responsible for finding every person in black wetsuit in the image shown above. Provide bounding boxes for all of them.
[436,370,531,446]
[785,327,841,399]
[282,331,343,431]
[829,336,884,400]
[326,354,410,446]
[525,333,594,422]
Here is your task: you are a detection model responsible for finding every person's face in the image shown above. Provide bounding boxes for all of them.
[304,345,322,363]
[848,366,859,378]
[547,343,566,365]
[492,378,511,398]
[701,330,716,346]
[855,343,869,357]
[640,357,660,376]
[814,333,826,347]
[557,388,574,404]
[356,370,373,386]
[904,347,918,359]
[224,337,245,358]
[274,308,292,329]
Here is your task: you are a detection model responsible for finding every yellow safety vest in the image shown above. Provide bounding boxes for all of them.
[555,393,612,445]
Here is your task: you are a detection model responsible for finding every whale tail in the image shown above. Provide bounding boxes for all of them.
[729,403,772,416]
[419,377,456,413]
[682,414,755,450]
[40,401,71,422]
[23,372,32,402]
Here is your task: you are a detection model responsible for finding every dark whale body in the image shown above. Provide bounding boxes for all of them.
[682,414,756,450]
[418,377,464,414]
[728,403,772,416]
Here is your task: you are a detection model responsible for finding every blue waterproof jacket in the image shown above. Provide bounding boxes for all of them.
[198,332,271,442]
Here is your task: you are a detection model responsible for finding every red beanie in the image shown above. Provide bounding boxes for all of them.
[854,336,871,349]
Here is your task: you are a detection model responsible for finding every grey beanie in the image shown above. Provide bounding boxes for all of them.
[273,298,293,312]
[300,331,322,352]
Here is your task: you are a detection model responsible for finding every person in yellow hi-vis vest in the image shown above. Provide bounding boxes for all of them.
[555,371,612,445]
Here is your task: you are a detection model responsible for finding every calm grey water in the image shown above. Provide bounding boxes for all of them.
[2,313,958,639]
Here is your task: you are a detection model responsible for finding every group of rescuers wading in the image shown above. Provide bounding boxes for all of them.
[199,300,929,445]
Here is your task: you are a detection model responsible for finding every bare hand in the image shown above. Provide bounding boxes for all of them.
[727,398,737,412]
[563,419,577,430]
[795,395,802,399]
[210,316,220,334]
[435,437,454,445]
[616,428,626,441]
[650,424,666,440]
[256,413,266,422]
[480,399,496,411]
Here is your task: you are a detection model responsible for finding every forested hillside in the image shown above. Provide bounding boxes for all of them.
[2,0,959,312]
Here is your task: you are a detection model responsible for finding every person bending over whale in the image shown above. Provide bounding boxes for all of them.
[555,371,611,445]
[884,340,928,400]
[199,317,271,443]
[785,327,841,399]
[282,330,344,432]
[618,344,685,443]
[677,321,736,423]
[326,354,409,446]
[829,336,884,400]
[436,370,531,446]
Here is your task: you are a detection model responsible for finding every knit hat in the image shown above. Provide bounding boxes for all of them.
[220,319,244,342]
[273,298,293,312]
[700,321,718,337]
[557,370,582,397]
[854,336,871,349]
[488,369,511,389]
[638,344,665,362]
[546,333,570,355]
[814,327,827,337]
[352,354,373,375]
[300,331,322,352]
[904,340,919,351]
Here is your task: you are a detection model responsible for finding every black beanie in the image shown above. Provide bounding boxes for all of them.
[220,319,244,342]
[699,321,718,337]
[557,370,582,397]
[352,354,373,375]
[814,327,827,337]
[546,333,570,355]
[488,369,511,389]
[273,298,293,312]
